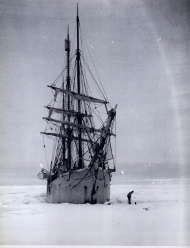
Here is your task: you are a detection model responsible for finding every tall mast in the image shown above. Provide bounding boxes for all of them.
[65,25,71,170]
[76,4,83,169]
[62,89,66,167]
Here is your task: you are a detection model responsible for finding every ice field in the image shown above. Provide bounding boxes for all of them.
[0,179,189,245]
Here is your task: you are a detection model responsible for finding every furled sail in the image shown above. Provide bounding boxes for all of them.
[40,132,68,139]
[46,106,92,118]
[48,85,108,104]
[43,117,102,133]
[41,132,91,143]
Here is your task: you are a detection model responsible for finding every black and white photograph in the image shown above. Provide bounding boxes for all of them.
[0,0,190,246]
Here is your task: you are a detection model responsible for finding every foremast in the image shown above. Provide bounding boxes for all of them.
[76,4,83,169]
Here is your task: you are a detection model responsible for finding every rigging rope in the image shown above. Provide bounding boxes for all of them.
[80,27,111,107]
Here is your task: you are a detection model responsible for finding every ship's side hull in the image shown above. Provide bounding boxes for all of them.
[46,167,111,204]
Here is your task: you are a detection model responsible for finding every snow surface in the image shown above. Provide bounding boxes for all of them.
[0,179,190,245]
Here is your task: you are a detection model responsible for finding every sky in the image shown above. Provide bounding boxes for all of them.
[0,0,190,182]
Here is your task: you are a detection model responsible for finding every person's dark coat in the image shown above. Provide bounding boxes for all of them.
[127,191,134,204]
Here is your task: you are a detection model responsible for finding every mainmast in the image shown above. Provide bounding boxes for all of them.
[76,4,83,169]
[65,25,71,170]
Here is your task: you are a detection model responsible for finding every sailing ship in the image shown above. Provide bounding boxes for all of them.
[37,6,117,204]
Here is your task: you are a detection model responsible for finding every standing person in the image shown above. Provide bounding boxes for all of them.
[127,191,134,204]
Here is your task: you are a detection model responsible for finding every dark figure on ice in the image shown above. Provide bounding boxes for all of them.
[127,191,134,204]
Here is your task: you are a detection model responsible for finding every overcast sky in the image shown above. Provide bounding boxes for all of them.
[0,0,190,181]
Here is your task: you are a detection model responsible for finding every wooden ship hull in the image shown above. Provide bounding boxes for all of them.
[46,167,111,204]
